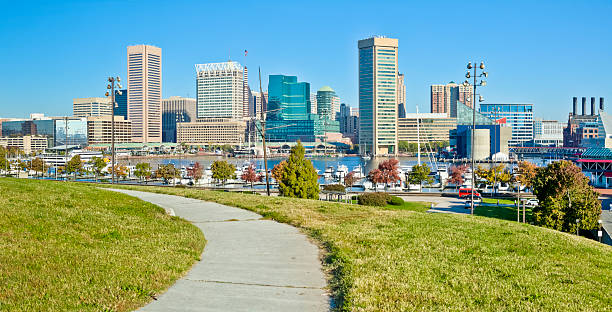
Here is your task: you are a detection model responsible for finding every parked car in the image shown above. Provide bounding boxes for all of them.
[523,198,539,207]
[459,188,481,199]
[464,198,482,208]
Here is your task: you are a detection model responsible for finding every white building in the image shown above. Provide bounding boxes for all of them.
[0,135,48,154]
[533,118,564,147]
[195,61,247,119]
[73,97,112,118]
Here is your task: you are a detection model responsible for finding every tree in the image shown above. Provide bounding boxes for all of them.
[155,164,180,185]
[278,141,319,199]
[344,171,357,190]
[271,160,287,182]
[448,164,467,190]
[241,164,259,189]
[186,162,203,185]
[66,155,82,180]
[134,162,152,183]
[30,157,46,177]
[515,160,538,192]
[368,159,400,190]
[90,156,107,182]
[112,164,129,180]
[211,160,236,185]
[532,160,601,233]
[409,163,434,191]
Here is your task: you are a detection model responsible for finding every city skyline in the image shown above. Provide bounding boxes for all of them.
[0,0,611,121]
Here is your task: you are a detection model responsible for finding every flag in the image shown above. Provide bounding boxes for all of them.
[244,49,248,56]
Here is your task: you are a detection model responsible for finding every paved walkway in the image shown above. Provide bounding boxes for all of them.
[109,189,329,312]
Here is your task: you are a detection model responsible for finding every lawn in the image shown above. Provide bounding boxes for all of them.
[0,179,205,311]
[478,198,533,222]
[107,184,612,311]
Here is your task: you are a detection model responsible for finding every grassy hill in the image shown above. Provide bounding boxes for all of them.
[109,185,612,312]
[0,179,205,311]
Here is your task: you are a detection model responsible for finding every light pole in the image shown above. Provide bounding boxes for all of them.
[105,76,122,184]
[464,61,488,215]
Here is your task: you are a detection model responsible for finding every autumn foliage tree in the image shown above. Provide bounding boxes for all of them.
[241,164,259,189]
[448,164,467,190]
[532,160,601,233]
[368,158,400,190]
[187,162,203,184]
[344,171,357,189]
[271,160,287,182]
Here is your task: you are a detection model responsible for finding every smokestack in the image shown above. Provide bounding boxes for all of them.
[591,97,596,116]
[582,97,587,115]
[573,97,577,115]
[601,97,605,112]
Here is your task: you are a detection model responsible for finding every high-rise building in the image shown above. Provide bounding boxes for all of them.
[162,96,196,142]
[115,89,128,118]
[127,44,162,143]
[87,116,132,144]
[397,113,456,144]
[480,103,534,146]
[397,73,406,118]
[316,86,340,120]
[310,93,318,114]
[243,66,250,117]
[339,103,359,144]
[73,97,112,118]
[430,82,472,117]
[195,61,245,119]
[267,75,311,120]
[358,36,398,156]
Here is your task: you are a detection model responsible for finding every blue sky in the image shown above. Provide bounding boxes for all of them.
[1,0,611,121]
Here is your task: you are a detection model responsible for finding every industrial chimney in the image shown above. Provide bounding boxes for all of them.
[582,97,587,115]
[601,97,605,112]
[573,97,577,115]
[591,97,596,116]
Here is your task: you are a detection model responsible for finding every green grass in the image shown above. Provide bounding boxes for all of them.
[0,179,205,311]
[106,184,612,311]
[478,198,533,222]
[386,201,431,212]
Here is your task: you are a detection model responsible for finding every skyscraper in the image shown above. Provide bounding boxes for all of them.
[316,86,340,120]
[243,66,250,117]
[358,36,398,156]
[430,82,472,117]
[310,93,318,114]
[397,73,406,118]
[162,96,196,142]
[127,45,162,143]
[267,75,311,120]
[195,61,245,119]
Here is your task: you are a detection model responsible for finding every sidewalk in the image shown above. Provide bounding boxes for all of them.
[109,189,329,312]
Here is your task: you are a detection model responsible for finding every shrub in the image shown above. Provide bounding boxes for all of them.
[358,192,391,206]
[323,184,346,192]
[388,196,404,206]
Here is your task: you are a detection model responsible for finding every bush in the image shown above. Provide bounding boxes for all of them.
[358,192,391,206]
[388,196,404,206]
[323,184,346,192]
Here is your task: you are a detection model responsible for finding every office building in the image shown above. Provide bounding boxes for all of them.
[87,116,132,144]
[243,66,250,117]
[316,86,340,120]
[176,118,247,145]
[162,96,196,142]
[1,116,87,147]
[250,91,267,119]
[310,93,318,114]
[480,103,534,146]
[127,44,162,143]
[73,97,112,118]
[397,113,456,143]
[115,89,128,118]
[53,117,89,147]
[358,36,399,156]
[397,73,406,118]
[533,118,563,147]
[195,61,246,119]
[339,103,359,144]
[0,135,48,154]
[430,82,473,117]
[266,75,339,142]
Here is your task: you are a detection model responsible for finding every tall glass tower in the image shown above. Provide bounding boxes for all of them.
[267,75,311,121]
[316,86,340,120]
[358,37,398,156]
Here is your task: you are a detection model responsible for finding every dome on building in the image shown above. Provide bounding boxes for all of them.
[318,86,335,92]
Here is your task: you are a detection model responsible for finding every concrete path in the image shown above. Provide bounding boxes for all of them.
[109,189,329,312]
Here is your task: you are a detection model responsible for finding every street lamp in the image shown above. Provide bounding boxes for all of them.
[464,61,488,215]
[105,76,122,184]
